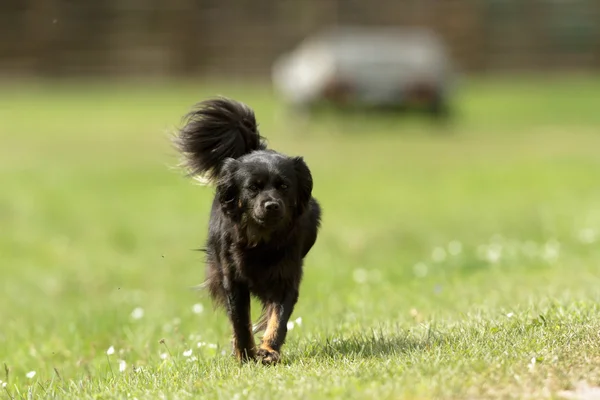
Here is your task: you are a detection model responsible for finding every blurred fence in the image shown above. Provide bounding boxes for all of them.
[0,0,598,78]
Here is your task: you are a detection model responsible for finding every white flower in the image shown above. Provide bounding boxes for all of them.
[160,352,168,360]
[431,247,447,263]
[186,356,198,363]
[1,382,5,388]
[487,250,501,263]
[294,317,302,326]
[130,307,144,320]
[484,245,502,264]
[287,321,295,330]
[506,312,514,318]
[26,371,36,379]
[578,228,597,244]
[118,360,127,372]
[528,357,537,372]
[447,240,463,256]
[106,346,115,355]
[192,303,204,314]
[197,341,206,348]
[183,349,193,357]
[413,262,428,278]
[542,240,560,262]
[207,343,217,349]
[352,268,368,284]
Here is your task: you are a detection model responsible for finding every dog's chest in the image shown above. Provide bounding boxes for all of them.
[234,245,299,289]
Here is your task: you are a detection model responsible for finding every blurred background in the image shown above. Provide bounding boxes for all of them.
[1,1,600,395]
[0,0,599,78]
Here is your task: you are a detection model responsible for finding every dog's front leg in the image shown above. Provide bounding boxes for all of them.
[226,280,256,362]
[257,289,299,365]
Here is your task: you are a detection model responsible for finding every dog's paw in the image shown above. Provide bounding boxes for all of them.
[256,347,280,365]
[234,347,257,363]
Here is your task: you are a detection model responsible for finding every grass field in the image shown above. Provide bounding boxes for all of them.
[1,77,600,399]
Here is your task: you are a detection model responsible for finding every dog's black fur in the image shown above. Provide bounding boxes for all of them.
[174,97,321,365]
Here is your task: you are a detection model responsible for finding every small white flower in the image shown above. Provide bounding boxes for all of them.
[160,352,168,360]
[130,307,144,320]
[186,356,198,363]
[197,341,206,348]
[1,382,5,388]
[294,317,302,326]
[485,245,502,264]
[192,303,204,314]
[542,240,560,262]
[207,343,217,349]
[352,268,368,284]
[287,321,295,330]
[183,349,193,357]
[107,346,115,355]
[26,371,36,379]
[413,262,428,278]
[578,228,597,244]
[447,240,463,256]
[506,312,514,318]
[528,357,537,372]
[118,360,127,372]
[431,247,447,263]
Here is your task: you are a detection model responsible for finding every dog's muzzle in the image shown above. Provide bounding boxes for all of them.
[255,199,285,225]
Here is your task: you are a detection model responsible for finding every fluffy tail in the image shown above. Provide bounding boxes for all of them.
[173,97,267,184]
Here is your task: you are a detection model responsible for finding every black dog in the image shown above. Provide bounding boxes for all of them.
[174,97,321,365]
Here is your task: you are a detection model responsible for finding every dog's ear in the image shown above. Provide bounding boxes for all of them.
[293,156,313,216]
[216,158,240,216]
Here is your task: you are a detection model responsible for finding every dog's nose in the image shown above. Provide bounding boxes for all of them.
[264,201,280,211]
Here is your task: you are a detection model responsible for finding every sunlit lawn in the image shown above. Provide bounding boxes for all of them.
[1,77,599,399]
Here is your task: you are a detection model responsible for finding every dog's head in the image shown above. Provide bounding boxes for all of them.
[216,150,313,233]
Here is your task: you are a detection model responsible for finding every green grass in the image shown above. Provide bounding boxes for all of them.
[1,77,600,399]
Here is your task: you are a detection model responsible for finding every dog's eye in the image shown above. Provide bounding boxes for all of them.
[279,183,289,190]
[248,184,259,191]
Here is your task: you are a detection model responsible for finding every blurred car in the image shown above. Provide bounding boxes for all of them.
[272,26,456,118]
